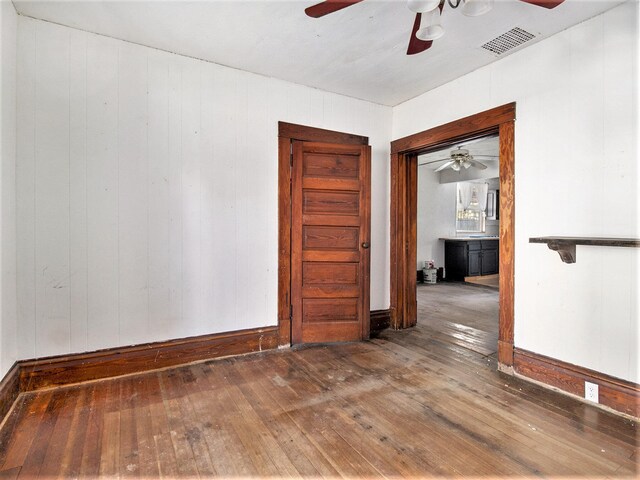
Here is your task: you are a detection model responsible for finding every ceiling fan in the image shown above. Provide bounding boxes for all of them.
[305,0,566,55]
[419,146,497,172]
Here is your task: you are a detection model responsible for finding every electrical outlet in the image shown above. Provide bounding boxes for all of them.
[585,381,599,403]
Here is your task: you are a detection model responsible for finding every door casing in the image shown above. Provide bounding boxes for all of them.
[278,122,369,346]
[389,103,516,368]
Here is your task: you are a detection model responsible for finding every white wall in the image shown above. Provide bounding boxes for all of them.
[395,1,638,383]
[417,166,456,269]
[16,16,392,359]
[0,0,18,379]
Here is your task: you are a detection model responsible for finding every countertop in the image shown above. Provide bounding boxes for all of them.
[439,236,499,241]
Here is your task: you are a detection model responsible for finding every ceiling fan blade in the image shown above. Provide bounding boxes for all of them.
[305,0,364,18]
[469,159,488,170]
[519,0,565,9]
[419,157,451,166]
[434,161,455,172]
[407,13,433,55]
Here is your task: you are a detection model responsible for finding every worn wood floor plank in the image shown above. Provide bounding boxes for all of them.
[129,376,160,479]
[0,467,21,480]
[57,385,92,479]
[185,364,244,477]
[0,284,636,478]
[375,332,638,471]
[232,358,343,477]
[380,327,638,463]
[162,366,211,475]
[98,410,120,477]
[39,389,79,479]
[119,377,140,478]
[153,432,178,479]
[294,345,535,476]
[158,371,199,479]
[78,382,107,478]
[17,391,68,479]
[0,392,53,471]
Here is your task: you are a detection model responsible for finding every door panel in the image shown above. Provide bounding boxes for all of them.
[302,226,359,250]
[302,190,360,215]
[303,154,359,178]
[301,286,360,298]
[303,298,359,323]
[303,262,358,285]
[291,141,371,344]
[302,215,360,227]
[302,251,360,262]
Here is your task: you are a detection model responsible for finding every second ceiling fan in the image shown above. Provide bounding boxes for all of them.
[419,146,497,172]
[305,0,566,55]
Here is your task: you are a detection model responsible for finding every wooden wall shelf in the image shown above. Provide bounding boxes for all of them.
[529,236,640,264]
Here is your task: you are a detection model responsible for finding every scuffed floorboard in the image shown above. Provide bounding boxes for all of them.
[0,286,636,477]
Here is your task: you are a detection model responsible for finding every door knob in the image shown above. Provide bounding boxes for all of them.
[362,242,370,249]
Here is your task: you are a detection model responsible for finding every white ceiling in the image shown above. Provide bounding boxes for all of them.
[13,0,626,106]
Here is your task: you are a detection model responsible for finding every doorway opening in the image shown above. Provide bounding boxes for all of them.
[416,134,500,359]
[389,103,515,368]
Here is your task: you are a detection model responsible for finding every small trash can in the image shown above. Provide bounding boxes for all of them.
[423,268,437,284]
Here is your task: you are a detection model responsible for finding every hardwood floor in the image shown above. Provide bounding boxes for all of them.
[417,282,499,357]
[0,310,637,477]
[464,274,500,289]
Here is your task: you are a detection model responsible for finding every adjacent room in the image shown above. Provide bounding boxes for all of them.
[416,134,501,359]
[0,0,637,477]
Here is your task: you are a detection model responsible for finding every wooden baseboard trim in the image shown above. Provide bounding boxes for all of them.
[0,363,20,427]
[513,348,639,418]
[370,309,391,336]
[19,326,279,392]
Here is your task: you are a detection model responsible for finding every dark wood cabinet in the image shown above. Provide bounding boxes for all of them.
[480,246,498,275]
[468,250,481,276]
[444,239,498,281]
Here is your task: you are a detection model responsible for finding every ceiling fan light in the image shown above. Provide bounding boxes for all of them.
[461,0,494,17]
[416,9,444,41]
[407,0,441,13]
[462,160,472,169]
[451,162,461,171]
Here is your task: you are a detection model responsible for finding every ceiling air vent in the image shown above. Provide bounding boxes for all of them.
[481,27,536,56]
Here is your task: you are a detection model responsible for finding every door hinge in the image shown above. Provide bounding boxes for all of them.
[289,304,293,319]
[290,143,293,166]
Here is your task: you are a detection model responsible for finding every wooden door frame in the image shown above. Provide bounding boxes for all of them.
[278,122,369,346]
[389,103,516,367]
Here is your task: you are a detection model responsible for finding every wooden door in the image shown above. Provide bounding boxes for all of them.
[291,141,371,344]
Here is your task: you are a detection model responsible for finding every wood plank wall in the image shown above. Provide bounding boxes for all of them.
[15,17,392,361]
[0,0,18,379]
